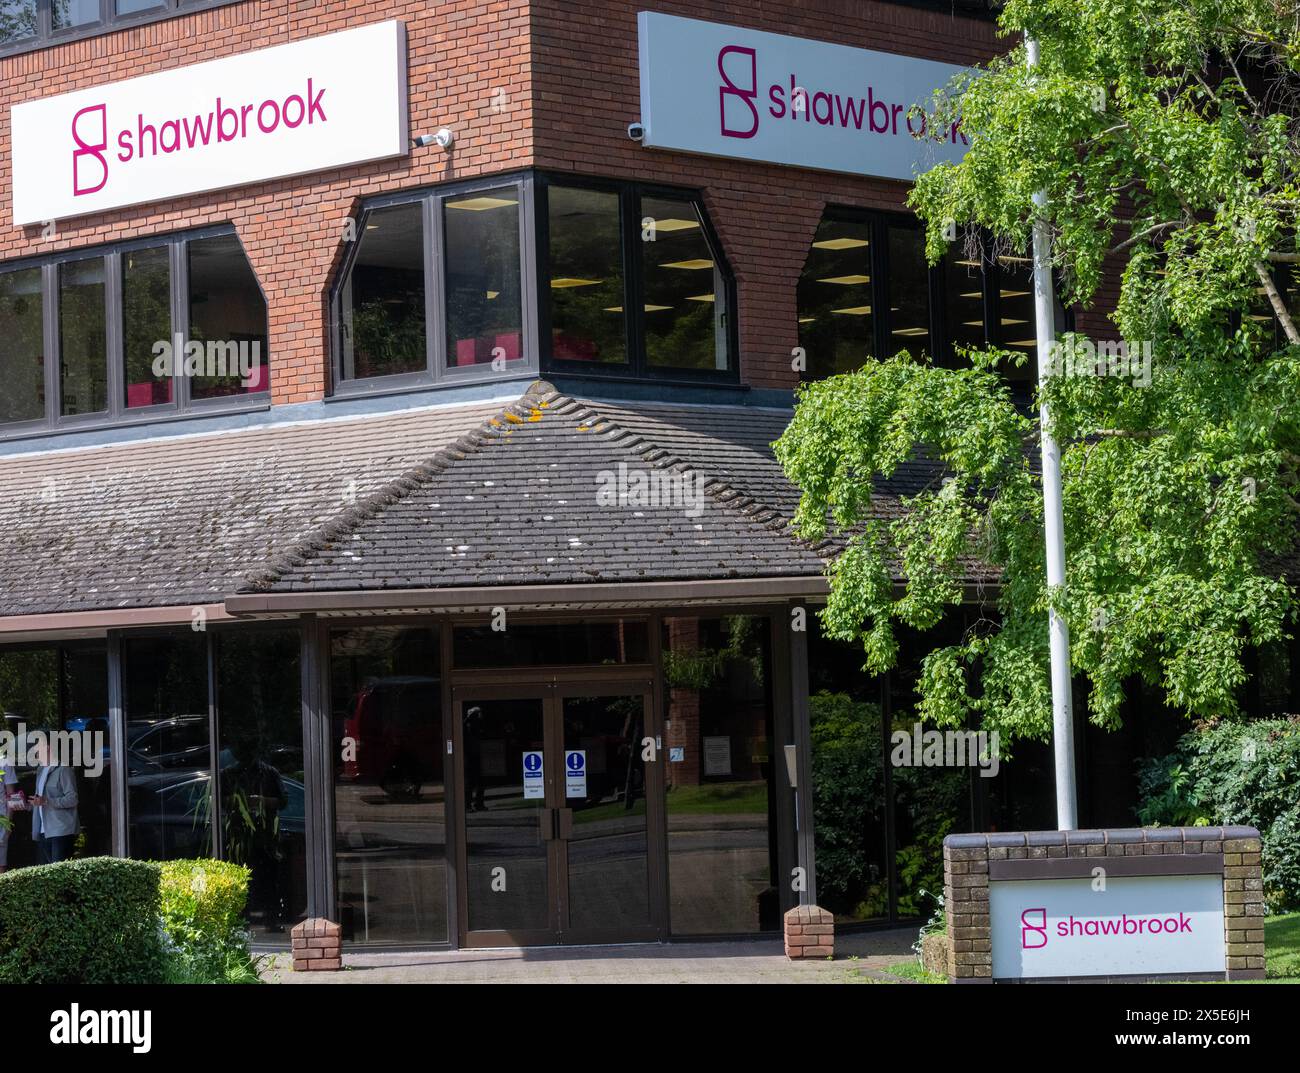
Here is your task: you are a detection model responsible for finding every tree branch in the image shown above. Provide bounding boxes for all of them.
[1255,261,1300,345]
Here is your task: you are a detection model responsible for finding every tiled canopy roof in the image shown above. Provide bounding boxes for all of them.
[5,384,950,618]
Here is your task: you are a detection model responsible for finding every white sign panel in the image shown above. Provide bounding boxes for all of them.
[522,750,545,800]
[637,12,969,181]
[565,750,587,799]
[989,875,1226,979]
[11,20,409,225]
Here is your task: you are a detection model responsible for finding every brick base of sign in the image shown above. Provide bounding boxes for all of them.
[290,918,342,972]
[784,904,834,959]
[942,827,1266,983]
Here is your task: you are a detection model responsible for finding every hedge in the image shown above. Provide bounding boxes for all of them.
[0,856,166,984]
[158,859,256,984]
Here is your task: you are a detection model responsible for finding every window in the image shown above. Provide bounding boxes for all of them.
[541,177,735,380]
[444,188,524,369]
[58,256,108,417]
[0,226,268,438]
[2,1,237,56]
[340,203,426,380]
[0,267,44,425]
[797,207,1065,402]
[333,177,532,390]
[546,185,626,365]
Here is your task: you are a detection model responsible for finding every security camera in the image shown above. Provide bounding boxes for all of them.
[627,121,645,141]
[411,133,435,148]
[412,128,455,149]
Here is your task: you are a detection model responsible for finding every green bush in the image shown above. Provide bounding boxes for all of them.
[158,859,258,984]
[0,857,166,983]
[1138,716,1300,912]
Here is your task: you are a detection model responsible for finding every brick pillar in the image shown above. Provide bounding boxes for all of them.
[783,904,834,959]
[291,918,342,971]
[1223,830,1267,980]
[942,839,992,981]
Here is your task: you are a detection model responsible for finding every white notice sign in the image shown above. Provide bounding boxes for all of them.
[11,20,409,224]
[638,12,969,182]
[703,736,732,776]
[522,751,544,800]
[565,750,587,799]
[989,874,1226,980]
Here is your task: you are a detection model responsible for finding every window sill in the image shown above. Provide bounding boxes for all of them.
[0,396,271,448]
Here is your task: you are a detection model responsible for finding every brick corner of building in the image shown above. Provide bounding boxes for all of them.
[783,903,835,960]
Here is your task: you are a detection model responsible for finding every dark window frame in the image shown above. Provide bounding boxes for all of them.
[799,204,1074,389]
[0,0,239,59]
[0,222,269,441]
[537,172,739,384]
[330,171,538,397]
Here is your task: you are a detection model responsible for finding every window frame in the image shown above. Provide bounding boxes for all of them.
[0,0,238,58]
[537,172,740,384]
[0,222,270,442]
[330,171,538,397]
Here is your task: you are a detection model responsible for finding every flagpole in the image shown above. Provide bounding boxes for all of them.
[1026,37,1078,830]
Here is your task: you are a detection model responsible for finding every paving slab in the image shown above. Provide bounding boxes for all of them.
[259,927,920,984]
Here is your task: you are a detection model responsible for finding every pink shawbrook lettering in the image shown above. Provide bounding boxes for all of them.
[71,78,330,198]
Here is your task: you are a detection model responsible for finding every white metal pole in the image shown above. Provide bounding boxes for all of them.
[1026,38,1078,830]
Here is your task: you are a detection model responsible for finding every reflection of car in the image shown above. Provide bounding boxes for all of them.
[128,770,305,859]
[341,676,441,798]
[127,716,210,775]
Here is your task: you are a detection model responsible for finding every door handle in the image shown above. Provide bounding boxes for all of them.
[557,808,573,841]
[540,807,556,841]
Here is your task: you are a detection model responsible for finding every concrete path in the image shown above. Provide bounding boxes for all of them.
[259,927,920,984]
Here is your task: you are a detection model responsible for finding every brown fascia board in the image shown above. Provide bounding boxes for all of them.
[0,603,236,642]
[223,577,834,615]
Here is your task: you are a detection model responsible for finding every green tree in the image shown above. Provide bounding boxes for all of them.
[775,0,1300,743]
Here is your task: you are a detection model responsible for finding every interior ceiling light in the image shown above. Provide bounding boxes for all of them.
[1000,289,1029,298]
[817,274,871,285]
[1000,318,1027,326]
[812,237,870,250]
[685,294,715,302]
[830,305,872,316]
[653,218,700,232]
[959,291,983,298]
[954,259,981,267]
[798,317,816,323]
[998,255,1032,265]
[892,327,929,336]
[549,277,603,288]
[486,290,499,300]
[446,196,519,211]
[604,304,673,313]
[659,259,714,270]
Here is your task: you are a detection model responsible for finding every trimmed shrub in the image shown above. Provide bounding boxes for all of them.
[158,859,258,984]
[0,857,166,983]
[1138,716,1300,912]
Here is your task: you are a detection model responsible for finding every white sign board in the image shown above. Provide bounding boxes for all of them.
[522,750,545,800]
[989,874,1226,979]
[637,12,969,181]
[11,20,409,225]
[565,750,587,799]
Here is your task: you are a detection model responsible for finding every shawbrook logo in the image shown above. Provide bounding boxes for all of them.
[50,1005,151,1053]
[1020,907,1195,948]
[716,44,965,144]
[70,78,328,197]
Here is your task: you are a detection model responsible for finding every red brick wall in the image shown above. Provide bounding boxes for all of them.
[0,0,534,405]
[0,0,1008,406]
[530,0,1005,390]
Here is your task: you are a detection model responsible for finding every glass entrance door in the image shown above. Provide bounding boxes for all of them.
[455,684,661,946]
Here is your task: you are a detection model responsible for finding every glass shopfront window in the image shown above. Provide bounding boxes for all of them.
[122,245,173,408]
[453,619,649,669]
[187,233,268,400]
[213,629,306,934]
[330,626,447,945]
[0,643,111,868]
[58,257,109,418]
[661,615,779,935]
